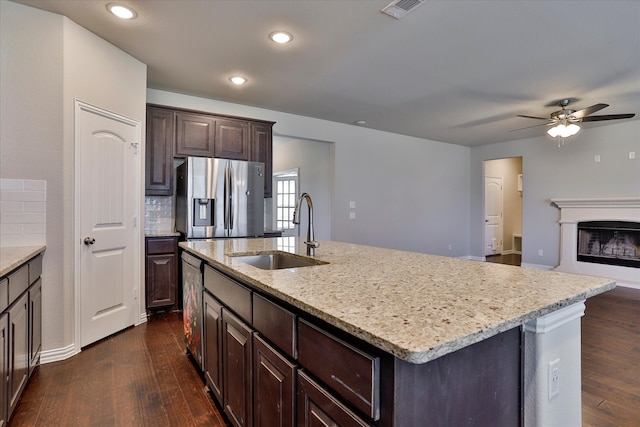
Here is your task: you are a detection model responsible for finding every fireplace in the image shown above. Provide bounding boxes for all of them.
[551,197,640,288]
[577,221,640,268]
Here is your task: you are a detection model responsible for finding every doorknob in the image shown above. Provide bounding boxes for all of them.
[84,237,96,245]
[485,219,489,223]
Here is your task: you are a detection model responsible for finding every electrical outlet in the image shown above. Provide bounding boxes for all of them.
[549,359,560,400]
[594,155,601,163]
[630,152,636,160]
[448,244,452,251]
[538,249,544,257]
[349,211,356,220]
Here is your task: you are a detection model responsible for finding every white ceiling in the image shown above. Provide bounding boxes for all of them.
[13,0,640,147]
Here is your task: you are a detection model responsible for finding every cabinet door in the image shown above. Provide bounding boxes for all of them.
[176,112,216,157]
[8,293,29,419]
[145,253,177,308]
[28,279,42,377]
[0,313,8,427]
[253,334,295,427]
[223,309,253,427]
[204,292,224,405]
[145,107,175,195]
[249,122,273,197]
[215,118,249,160]
[297,371,372,427]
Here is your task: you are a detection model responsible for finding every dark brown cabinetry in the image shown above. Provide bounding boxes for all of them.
[1,253,43,424]
[28,279,41,376]
[215,118,249,160]
[8,292,28,418]
[0,313,7,427]
[297,371,371,427]
[204,291,224,404]
[145,107,174,195]
[249,123,273,197]
[145,237,178,310]
[145,105,274,197]
[222,309,253,427]
[175,112,216,157]
[253,334,296,427]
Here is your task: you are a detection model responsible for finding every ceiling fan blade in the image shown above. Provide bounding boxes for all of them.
[509,122,552,132]
[571,103,609,119]
[516,114,549,120]
[581,113,635,122]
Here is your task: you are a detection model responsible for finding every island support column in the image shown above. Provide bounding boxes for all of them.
[523,301,585,427]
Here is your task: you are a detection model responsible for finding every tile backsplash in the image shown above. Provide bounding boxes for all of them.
[145,195,174,234]
[0,179,47,246]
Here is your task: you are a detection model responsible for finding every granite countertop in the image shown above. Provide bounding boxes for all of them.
[180,237,615,364]
[0,245,46,277]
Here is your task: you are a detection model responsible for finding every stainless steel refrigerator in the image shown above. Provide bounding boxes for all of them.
[176,157,265,239]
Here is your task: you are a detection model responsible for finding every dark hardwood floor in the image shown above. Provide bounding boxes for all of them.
[9,311,226,427]
[8,286,639,426]
[582,286,640,427]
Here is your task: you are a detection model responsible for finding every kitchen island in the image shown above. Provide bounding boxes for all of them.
[180,237,614,427]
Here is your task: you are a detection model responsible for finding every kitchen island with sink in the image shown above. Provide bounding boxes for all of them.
[180,237,614,427]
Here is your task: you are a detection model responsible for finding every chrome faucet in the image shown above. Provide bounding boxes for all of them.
[292,192,320,256]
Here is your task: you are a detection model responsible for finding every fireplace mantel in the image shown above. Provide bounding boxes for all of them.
[552,197,640,288]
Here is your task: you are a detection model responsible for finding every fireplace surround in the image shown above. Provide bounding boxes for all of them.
[552,197,640,288]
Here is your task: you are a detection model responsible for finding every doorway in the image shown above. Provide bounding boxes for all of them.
[75,101,141,348]
[484,157,523,266]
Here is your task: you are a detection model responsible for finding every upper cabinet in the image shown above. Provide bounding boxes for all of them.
[214,118,249,161]
[145,107,175,196]
[145,105,275,197]
[175,112,216,157]
[250,122,273,197]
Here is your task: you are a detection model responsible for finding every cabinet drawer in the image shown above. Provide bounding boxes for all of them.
[297,370,372,427]
[8,265,29,304]
[204,265,251,323]
[28,254,42,285]
[146,237,177,255]
[0,278,8,312]
[298,319,380,421]
[253,294,296,359]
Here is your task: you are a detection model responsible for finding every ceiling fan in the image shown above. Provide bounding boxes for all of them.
[512,98,635,139]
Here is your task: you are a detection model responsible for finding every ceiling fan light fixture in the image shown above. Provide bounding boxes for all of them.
[547,123,580,138]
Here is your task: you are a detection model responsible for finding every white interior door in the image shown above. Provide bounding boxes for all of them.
[484,176,503,256]
[76,101,140,347]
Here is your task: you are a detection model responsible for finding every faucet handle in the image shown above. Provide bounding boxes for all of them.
[305,240,320,248]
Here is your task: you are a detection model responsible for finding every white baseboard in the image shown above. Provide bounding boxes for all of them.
[460,255,485,261]
[615,282,640,290]
[40,343,78,364]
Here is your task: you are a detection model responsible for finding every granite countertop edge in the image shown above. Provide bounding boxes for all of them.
[179,238,615,364]
[0,245,47,277]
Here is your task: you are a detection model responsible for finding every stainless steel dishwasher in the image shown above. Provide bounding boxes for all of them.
[182,251,203,370]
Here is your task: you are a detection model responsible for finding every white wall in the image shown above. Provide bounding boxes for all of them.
[272,136,334,240]
[1,1,146,357]
[470,120,640,267]
[148,89,472,256]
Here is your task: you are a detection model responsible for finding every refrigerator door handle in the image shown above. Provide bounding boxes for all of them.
[229,165,234,230]
[223,164,230,231]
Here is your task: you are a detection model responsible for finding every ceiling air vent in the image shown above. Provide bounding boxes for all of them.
[381,0,426,19]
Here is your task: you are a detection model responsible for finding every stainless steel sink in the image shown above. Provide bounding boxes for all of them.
[232,252,328,270]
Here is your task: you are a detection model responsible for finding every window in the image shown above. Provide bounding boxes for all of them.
[273,169,299,234]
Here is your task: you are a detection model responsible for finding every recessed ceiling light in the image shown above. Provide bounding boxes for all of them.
[355,120,367,126]
[269,31,293,44]
[107,4,137,20]
[229,76,247,85]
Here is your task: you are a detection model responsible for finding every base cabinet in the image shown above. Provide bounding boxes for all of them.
[253,334,296,427]
[28,279,42,376]
[0,313,8,427]
[145,237,178,310]
[222,309,253,427]
[8,293,28,418]
[204,291,224,404]
[297,371,371,427]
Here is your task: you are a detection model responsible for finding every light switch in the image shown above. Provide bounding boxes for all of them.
[349,201,356,209]
[630,152,636,160]
[349,211,356,220]
[594,155,601,163]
